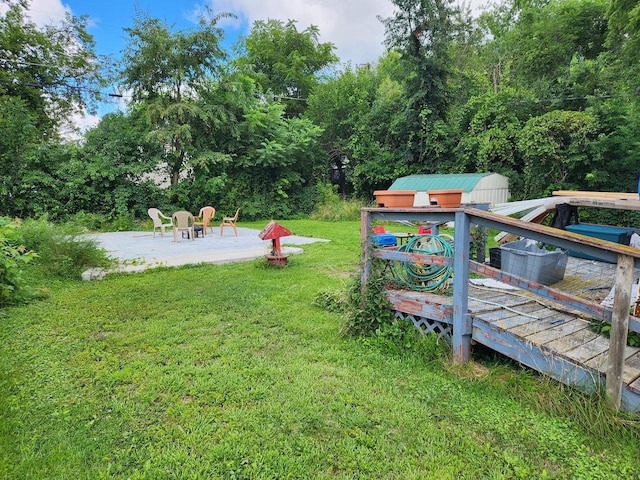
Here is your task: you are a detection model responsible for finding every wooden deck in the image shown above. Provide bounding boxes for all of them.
[362,206,640,411]
[386,281,640,411]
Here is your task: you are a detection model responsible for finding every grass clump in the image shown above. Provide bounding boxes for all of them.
[19,218,112,280]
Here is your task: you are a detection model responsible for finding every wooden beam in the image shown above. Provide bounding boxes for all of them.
[360,209,372,298]
[452,211,472,363]
[606,254,635,410]
[553,190,638,199]
[561,197,640,212]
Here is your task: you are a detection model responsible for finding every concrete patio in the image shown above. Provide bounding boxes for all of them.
[82,226,329,279]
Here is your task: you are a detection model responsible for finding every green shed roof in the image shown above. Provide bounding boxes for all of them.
[389,173,492,192]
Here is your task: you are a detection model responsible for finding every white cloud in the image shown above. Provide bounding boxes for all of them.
[59,111,100,143]
[0,0,70,26]
[208,0,396,67]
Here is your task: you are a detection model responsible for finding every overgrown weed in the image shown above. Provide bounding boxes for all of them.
[310,183,363,221]
[19,218,112,279]
[470,344,640,444]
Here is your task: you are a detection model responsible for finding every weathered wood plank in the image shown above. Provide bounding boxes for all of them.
[552,190,638,200]
[619,352,640,388]
[566,336,611,363]
[469,298,536,316]
[525,318,590,346]
[585,345,640,384]
[487,302,547,328]
[606,253,635,409]
[472,318,604,388]
[386,298,452,321]
[505,309,574,338]
[544,328,600,356]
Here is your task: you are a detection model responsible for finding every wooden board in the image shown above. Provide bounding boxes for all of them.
[565,336,611,363]
[553,190,638,199]
[525,318,590,346]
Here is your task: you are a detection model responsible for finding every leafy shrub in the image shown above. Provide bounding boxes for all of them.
[0,217,37,306]
[315,273,446,359]
[19,218,112,279]
[589,319,640,347]
[311,183,363,221]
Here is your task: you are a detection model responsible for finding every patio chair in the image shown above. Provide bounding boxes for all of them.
[194,206,215,236]
[148,208,173,238]
[220,208,240,237]
[172,210,195,242]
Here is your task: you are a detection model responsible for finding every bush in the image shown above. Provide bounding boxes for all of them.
[315,272,446,360]
[311,183,363,221]
[0,217,37,306]
[19,218,112,280]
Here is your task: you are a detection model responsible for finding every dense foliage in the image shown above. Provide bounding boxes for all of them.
[2,0,640,221]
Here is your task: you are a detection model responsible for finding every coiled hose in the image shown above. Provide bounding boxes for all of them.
[391,235,454,292]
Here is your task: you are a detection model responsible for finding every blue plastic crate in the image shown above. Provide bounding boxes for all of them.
[373,234,397,247]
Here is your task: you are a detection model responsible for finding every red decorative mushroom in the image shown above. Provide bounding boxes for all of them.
[258,221,292,265]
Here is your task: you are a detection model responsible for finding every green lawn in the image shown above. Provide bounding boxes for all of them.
[1,220,639,479]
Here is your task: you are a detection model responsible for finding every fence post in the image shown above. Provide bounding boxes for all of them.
[453,210,472,362]
[360,209,372,296]
[606,253,634,410]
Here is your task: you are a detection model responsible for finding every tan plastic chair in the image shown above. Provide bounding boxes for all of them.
[171,210,195,242]
[148,208,173,238]
[219,208,240,237]
[194,206,215,236]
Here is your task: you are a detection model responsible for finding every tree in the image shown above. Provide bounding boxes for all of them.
[0,1,102,134]
[306,63,379,195]
[606,0,640,95]
[495,0,609,101]
[234,19,338,117]
[79,111,166,218]
[518,110,599,199]
[119,9,232,188]
[378,0,456,168]
[225,100,324,219]
[0,0,102,218]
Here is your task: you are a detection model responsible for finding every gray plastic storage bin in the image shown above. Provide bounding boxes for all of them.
[500,239,568,285]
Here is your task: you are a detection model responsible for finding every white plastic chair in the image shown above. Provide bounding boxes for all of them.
[148,208,173,238]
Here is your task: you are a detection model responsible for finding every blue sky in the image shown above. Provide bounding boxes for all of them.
[10,0,483,130]
[25,0,398,65]
[14,0,402,126]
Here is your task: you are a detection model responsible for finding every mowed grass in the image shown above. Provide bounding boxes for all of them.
[1,219,639,479]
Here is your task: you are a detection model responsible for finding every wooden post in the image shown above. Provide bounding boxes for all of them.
[606,253,634,410]
[360,209,373,296]
[452,210,472,363]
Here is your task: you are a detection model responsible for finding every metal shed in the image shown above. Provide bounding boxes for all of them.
[389,173,510,207]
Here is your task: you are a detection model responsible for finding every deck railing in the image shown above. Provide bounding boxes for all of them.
[361,206,640,409]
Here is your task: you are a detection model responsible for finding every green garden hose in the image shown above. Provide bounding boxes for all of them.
[391,235,454,292]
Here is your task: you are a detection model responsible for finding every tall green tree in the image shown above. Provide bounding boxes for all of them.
[307,54,417,196]
[0,0,102,218]
[78,111,165,218]
[503,0,608,101]
[379,0,455,169]
[119,9,232,188]
[225,100,324,219]
[234,19,338,117]
[0,0,102,133]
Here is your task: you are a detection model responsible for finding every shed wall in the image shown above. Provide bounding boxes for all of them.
[410,173,509,207]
